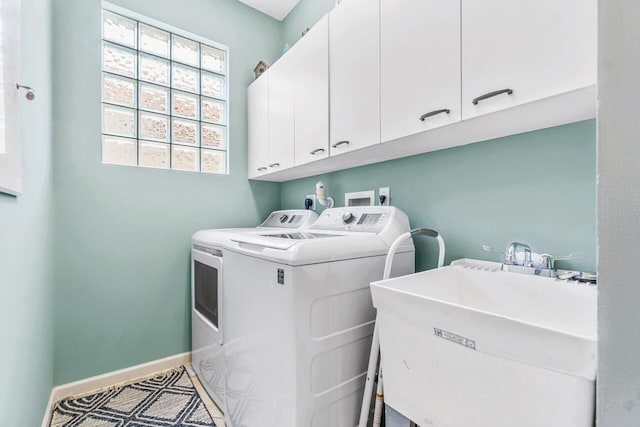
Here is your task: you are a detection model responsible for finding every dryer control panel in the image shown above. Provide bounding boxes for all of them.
[310,207,396,233]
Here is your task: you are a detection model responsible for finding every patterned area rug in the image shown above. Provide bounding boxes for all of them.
[49,366,216,427]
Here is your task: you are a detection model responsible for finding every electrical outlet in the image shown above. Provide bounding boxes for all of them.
[379,187,390,206]
[305,194,317,211]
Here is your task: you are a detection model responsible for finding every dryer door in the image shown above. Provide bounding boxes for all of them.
[192,247,223,344]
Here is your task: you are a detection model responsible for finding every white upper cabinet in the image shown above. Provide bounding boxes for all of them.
[294,15,329,166]
[381,0,461,143]
[247,72,269,179]
[329,0,380,155]
[461,0,597,119]
[267,53,295,172]
[247,0,596,181]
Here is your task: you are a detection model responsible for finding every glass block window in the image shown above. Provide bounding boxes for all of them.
[101,8,228,174]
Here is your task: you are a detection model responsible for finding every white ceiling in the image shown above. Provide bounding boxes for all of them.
[238,0,302,21]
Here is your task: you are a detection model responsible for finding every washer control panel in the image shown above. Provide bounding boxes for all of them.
[261,210,319,229]
[311,207,392,233]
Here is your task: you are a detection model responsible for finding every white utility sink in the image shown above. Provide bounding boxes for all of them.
[371,259,597,427]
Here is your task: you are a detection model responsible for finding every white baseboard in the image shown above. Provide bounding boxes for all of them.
[41,388,57,427]
[41,352,191,427]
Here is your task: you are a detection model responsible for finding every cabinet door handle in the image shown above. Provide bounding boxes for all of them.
[310,148,325,155]
[269,163,280,168]
[419,109,450,121]
[472,88,513,105]
[332,140,350,148]
[257,167,267,171]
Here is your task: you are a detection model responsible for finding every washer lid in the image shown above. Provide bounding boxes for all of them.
[192,209,319,245]
[227,231,413,266]
[259,232,342,240]
[230,231,349,250]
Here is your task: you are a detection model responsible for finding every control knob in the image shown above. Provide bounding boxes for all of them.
[342,212,355,224]
[279,214,289,223]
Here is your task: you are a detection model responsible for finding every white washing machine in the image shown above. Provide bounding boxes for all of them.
[221,206,415,427]
[191,209,318,410]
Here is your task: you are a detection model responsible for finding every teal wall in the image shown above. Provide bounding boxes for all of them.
[281,0,334,49]
[281,121,597,273]
[0,0,53,424]
[52,0,282,385]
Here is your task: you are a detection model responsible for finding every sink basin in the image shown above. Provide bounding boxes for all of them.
[370,259,597,427]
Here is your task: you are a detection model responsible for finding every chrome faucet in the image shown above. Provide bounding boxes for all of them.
[483,242,585,279]
[502,242,555,277]
[505,242,533,267]
[483,242,556,278]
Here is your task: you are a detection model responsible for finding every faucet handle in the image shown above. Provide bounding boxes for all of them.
[540,254,554,269]
[535,252,584,269]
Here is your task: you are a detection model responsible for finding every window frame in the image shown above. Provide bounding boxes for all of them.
[0,0,22,196]
[101,2,230,175]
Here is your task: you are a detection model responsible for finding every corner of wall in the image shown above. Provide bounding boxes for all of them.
[0,0,55,425]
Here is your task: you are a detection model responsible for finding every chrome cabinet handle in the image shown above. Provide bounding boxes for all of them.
[257,167,267,171]
[419,109,450,121]
[310,148,326,155]
[269,163,280,168]
[472,88,513,105]
[332,140,350,148]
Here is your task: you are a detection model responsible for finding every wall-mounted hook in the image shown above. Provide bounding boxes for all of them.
[16,83,35,100]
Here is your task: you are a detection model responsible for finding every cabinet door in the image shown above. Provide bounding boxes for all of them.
[268,54,295,172]
[461,0,596,119]
[247,73,269,179]
[381,0,461,143]
[294,15,329,166]
[329,0,380,156]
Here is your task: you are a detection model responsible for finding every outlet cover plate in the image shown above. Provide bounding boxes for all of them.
[379,187,390,206]
[305,194,317,211]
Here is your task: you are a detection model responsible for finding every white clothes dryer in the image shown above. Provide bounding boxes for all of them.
[221,207,415,427]
[190,209,318,410]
